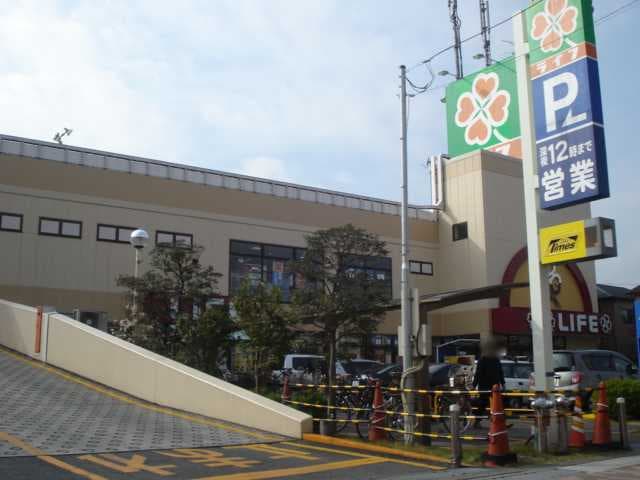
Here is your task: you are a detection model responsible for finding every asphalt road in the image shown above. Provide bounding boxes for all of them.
[0,439,448,479]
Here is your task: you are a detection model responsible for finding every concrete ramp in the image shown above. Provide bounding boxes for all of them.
[0,299,311,441]
[0,347,283,457]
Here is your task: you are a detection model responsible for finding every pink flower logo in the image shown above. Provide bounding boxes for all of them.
[455,72,510,146]
[530,0,578,53]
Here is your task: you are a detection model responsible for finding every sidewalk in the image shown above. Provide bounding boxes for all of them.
[393,453,640,480]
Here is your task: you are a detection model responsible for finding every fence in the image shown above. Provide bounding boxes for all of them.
[280,375,622,466]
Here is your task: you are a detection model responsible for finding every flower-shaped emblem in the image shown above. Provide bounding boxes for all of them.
[454,72,510,146]
[530,0,578,53]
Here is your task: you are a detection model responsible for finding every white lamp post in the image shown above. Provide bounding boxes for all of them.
[130,229,149,319]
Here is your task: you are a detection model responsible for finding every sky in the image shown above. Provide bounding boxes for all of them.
[0,0,637,287]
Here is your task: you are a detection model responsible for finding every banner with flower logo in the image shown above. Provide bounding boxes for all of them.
[526,0,595,66]
[445,58,521,158]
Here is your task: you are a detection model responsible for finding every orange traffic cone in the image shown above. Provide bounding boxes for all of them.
[483,384,517,466]
[592,382,611,447]
[369,380,387,441]
[281,374,292,402]
[568,395,586,448]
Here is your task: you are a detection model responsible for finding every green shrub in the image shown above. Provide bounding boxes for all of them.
[592,378,640,419]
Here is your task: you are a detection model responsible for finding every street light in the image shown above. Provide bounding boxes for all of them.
[130,229,149,319]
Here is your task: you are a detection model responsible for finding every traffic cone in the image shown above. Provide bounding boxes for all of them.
[568,395,585,448]
[369,380,387,441]
[281,374,291,402]
[592,382,612,447]
[482,384,517,466]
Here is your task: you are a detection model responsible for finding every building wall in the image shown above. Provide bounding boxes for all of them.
[0,148,439,320]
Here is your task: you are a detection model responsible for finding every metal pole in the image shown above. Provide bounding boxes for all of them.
[513,10,555,391]
[399,64,414,443]
[132,247,140,320]
[617,397,630,450]
[450,404,462,468]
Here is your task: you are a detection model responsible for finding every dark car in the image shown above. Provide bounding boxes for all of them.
[371,363,461,387]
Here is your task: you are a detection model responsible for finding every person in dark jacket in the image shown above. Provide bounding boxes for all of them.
[472,338,505,427]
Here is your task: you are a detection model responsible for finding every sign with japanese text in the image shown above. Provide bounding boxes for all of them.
[539,220,586,264]
[445,58,522,158]
[527,0,609,209]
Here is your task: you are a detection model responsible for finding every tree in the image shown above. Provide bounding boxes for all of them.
[290,224,390,405]
[233,280,294,392]
[114,244,234,376]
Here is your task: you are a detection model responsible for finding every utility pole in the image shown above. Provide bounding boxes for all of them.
[479,0,491,66]
[399,65,414,442]
[449,0,464,79]
[513,12,554,391]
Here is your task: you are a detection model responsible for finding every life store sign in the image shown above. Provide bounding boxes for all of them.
[492,307,613,336]
[527,0,610,209]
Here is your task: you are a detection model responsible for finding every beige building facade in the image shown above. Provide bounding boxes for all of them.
[0,135,606,360]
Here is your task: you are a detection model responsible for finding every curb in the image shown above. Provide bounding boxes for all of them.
[302,433,451,465]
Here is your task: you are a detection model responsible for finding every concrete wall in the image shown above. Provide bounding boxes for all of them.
[0,298,312,438]
[0,299,39,359]
[0,151,438,320]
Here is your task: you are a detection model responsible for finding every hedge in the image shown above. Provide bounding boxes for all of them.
[592,378,640,419]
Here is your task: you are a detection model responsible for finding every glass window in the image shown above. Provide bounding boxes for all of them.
[229,240,306,302]
[117,228,134,243]
[553,352,575,371]
[583,354,614,371]
[230,240,262,256]
[98,225,136,244]
[98,225,117,241]
[514,364,533,378]
[157,232,174,245]
[452,222,468,241]
[0,213,22,232]
[175,234,192,248]
[40,219,60,235]
[156,231,193,248]
[39,218,82,238]
[613,356,630,374]
[410,260,433,276]
[501,364,515,378]
[61,222,81,238]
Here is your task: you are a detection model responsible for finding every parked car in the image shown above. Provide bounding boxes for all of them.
[370,363,463,388]
[336,359,383,382]
[501,359,533,407]
[530,350,638,409]
[272,354,325,385]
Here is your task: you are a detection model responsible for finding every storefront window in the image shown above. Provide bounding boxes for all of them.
[229,240,304,301]
[342,254,393,299]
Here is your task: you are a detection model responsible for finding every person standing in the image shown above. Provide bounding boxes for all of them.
[472,338,505,427]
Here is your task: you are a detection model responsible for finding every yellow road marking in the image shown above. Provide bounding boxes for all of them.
[224,444,318,461]
[301,433,448,466]
[194,457,387,479]
[157,449,261,468]
[286,441,445,470]
[78,453,176,476]
[0,431,107,480]
[0,345,279,442]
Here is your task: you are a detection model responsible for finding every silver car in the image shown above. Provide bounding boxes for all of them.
[531,350,637,408]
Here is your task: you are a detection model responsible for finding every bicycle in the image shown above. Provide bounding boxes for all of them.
[433,375,475,434]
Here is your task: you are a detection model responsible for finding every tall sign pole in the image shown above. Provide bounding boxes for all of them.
[399,65,415,440]
[513,12,555,390]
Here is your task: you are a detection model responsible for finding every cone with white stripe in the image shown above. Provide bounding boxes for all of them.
[568,395,585,448]
[482,384,517,466]
[592,382,611,446]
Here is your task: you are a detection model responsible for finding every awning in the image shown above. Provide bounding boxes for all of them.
[386,282,529,312]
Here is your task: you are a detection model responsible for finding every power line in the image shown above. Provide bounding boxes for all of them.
[407,0,638,95]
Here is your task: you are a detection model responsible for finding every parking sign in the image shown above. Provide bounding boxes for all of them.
[526,0,609,210]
